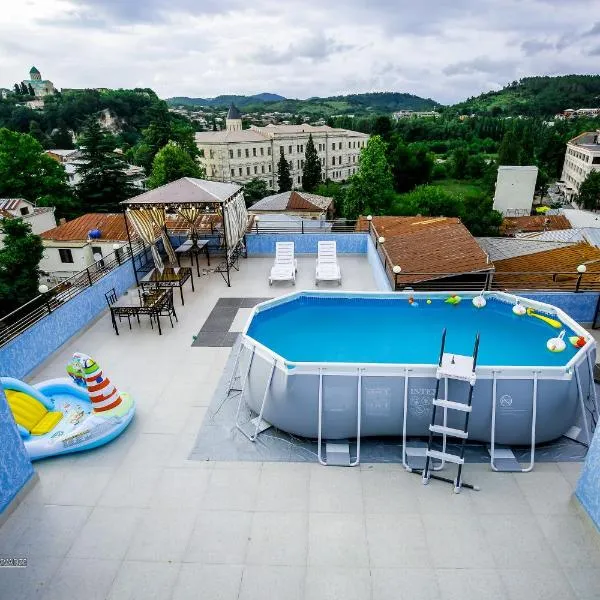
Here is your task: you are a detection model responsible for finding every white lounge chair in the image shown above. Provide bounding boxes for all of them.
[269,242,297,285]
[315,241,341,285]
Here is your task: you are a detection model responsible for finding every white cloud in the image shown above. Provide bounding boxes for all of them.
[0,0,599,103]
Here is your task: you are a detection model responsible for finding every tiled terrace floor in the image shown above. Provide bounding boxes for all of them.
[1,255,599,599]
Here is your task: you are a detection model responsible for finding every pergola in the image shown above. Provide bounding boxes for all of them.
[121,177,248,287]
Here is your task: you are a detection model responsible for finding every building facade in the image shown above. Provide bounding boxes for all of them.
[22,66,56,97]
[560,131,600,201]
[195,105,369,190]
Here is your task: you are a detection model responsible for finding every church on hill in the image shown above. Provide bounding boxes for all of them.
[22,66,56,97]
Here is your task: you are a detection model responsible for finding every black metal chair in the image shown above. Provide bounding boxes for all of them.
[105,287,131,329]
[157,288,178,328]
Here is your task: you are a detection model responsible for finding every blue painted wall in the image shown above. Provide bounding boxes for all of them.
[576,425,600,530]
[245,233,368,255]
[519,291,600,324]
[0,382,33,514]
[366,235,392,291]
[0,259,138,380]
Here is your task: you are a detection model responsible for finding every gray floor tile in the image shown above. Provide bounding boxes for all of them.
[126,508,196,562]
[499,568,577,600]
[372,568,440,600]
[203,468,260,511]
[122,434,176,468]
[239,565,305,600]
[436,568,506,600]
[516,471,577,515]
[42,557,121,600]
[305,566,371,600]
[309,467,363,513]
[563,568,600,600]
[13,505,92,559]
[366,513,431,568]
[185,510,252,564]
[108,561,181,600]
[149,467,210,509]
[0,555,61,599]
[308,513,368,567]
[256,463,309,512]
[172,563,243,600]
[68,506,141,560]
[246,512,308,566]
[98,468,162,508]
[48,467,115,506]
[361,467,421,514]
[469,472,532,514]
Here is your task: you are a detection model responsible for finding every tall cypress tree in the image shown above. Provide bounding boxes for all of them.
[28,83,35,97]
[20,82,29,96]
[302,133,321,192]
[13,83,21,95]
[277,147,292,191]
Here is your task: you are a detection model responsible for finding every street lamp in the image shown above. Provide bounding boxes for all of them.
[113,243,122,265]
[393,265,401,274]
[577,264,587,273]
[576,264,587,292]
[38,284,51,314]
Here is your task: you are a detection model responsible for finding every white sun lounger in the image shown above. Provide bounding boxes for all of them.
[315,240,341,285]
[269,242,297,285]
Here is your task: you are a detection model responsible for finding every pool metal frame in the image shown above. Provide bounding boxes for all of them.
[235,290,599,469]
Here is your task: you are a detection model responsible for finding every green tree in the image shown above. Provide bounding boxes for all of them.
[578,171,600,210]
[50,127,74,149]
[28,83,35,97]
[391,185,462,217]
[450,146,469,179]
[460,194,503,236]
[20,83,29,96]
[343,135,394,218]
[277,147,292,191]
[13,83,21,96]
[244,178,271,206]
[0,218,44,316]
[76,118,135,211]
[302,134,321,192]
[28,120,50,148]
[0,128,71,203]
[147,142,204,189]
[387,138,433,193]
[497,130,522,165]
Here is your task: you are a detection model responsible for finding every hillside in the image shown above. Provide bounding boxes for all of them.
[166,91,440,116]
[450,75,600,117]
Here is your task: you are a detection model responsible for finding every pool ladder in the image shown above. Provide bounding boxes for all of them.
[413,329,481,493]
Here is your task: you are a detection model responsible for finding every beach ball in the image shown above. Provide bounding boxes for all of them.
[512,303,526,316]
[472,295,486,309]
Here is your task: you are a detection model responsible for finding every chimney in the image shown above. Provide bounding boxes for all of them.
[59,217,66,225]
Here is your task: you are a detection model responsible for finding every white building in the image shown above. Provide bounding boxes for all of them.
[39,213,130,280]
[492,166,538,216]
[392,110,440,120]
[195,104,369,190]
[560,131,600,201]
[0,198,56,236]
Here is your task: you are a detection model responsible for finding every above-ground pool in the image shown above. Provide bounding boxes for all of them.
[239,291,597,445]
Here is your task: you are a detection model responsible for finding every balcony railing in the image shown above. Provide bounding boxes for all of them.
[248,219,360,234]
[0,240,149,348]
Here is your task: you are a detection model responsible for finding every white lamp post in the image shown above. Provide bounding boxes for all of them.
[576,264,587,292]
[393,265,401,274]
[577,264,587,273]
[38,284,48,294]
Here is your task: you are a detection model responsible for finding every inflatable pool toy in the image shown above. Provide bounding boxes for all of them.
[408,296,419,307]
[472,295,486,309]
[526,307,562,329]
[1,353,135,461]
[426,299,432,304]
[547,330,566,353]
[445,295,461,305]
[569,335,586,348]
[512,302,526,316]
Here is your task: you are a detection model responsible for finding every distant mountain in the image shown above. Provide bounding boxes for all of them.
[450,75,600,117]
[166,91,440,116]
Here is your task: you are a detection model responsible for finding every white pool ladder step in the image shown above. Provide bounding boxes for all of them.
[414,328,480,493]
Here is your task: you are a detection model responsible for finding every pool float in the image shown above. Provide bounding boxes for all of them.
[408,296,419,307]
[569,335,586,348]
[526,307,562,329]
[426,299,432,304]
[1,352,135,461]
[445,295,461,305]
[512,302,526,316]
[547,330,567,353]
[472,294,486,308]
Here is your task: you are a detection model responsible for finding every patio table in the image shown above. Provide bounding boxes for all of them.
[139,266,194,305]
[175,239,210,276]
[110,289,170,335]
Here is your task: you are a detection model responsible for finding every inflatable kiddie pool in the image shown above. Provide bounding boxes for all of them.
[2,353,135,460]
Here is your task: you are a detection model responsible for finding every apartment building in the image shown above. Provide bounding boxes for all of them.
[560,131,600,201]
[195,105,369,189]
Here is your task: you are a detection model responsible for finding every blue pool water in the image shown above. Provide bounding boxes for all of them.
[246,295,580,366]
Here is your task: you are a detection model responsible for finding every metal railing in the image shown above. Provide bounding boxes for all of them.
[0,240,149,348]
[248,218,360,234]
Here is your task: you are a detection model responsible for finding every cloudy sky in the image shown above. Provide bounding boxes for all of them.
[1,0,600,104]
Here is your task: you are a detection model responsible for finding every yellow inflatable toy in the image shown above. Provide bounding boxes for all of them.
[445,295,461,305]
[526,307,562,329]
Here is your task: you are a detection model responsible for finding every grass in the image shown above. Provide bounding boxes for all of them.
[430,178,486,197]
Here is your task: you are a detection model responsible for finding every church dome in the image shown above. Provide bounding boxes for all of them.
[227,104,242,120]
[29,66,40,75]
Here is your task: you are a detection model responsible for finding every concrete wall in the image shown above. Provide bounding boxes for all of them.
[366,235,392,291]
[0,382,33,514]
[576,426,600,530]
[493,166,538,215]
[245,232,368,255]
[0,258,139,380]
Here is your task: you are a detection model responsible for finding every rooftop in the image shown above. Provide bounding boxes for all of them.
[568,131,600,152]
[226,103,242,120]
[40,213,132,242]
[500,214,571,235]
[250,191,333,212]
[0,246,599,599]
[476,237,575,261]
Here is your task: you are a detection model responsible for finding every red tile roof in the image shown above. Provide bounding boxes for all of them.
[357,216,492,284]
[500,215,570,235]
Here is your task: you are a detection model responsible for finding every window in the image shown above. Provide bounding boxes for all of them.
[239,167,243,176]
[297,176,301,183]
[298,160,301,169]
[229,149,233,159]
[261,165,265,173]
[321,158,325,165]
[260,147,264,156]
[269,180,272,186]
[59,248,73,263]
[247,167,250,175]
[593,157,600,164]
[267,147,271,156]
[268,164,271,172]
[91,246,104,267]
[297,145,300,153]
[301,160,305,168]
[253,148,257,157]
[280,145,284,154]
[332,156,336,165]
[254,166,258,174]
[231,169,235,177]
[339,142,343,150]
[20,206,30,215]
[209,149,214,159]
[332,142,335,150]
[245,149,249,158]
[237,149,242,158]
[289,145,292,154]
[300,144,304,153]
[353,155,356,163]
